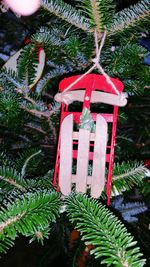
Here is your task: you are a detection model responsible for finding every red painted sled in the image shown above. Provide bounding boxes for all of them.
[53,73,127,204]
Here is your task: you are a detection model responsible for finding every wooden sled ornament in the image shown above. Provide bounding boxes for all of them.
[53,74,127,204]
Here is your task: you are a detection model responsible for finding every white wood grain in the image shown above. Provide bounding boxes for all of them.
[59,114,73,195]
[91,115,108,198]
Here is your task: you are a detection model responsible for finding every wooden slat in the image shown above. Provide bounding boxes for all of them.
[91,115,108,198]
[55,90,127,107]
[91,91,127,107]
[59,114,73,195]
[62,112,113,123]
[76,129,90,193]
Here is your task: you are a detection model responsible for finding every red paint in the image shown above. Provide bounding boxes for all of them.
[53,74,124,205]
[144,159,150,167]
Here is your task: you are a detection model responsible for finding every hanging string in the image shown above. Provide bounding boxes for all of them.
[59,30,120,96]
[93,30,120,95]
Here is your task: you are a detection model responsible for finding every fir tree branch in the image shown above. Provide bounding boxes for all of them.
[17,44,38,85]
[0,213,25,233]
[0,190,60,252]
[91,0,101,34]
[21,106,52,118]
[66,193,146,267]
[23,95,37,106]
[42,0,90,32]
[24,123,47,135]
[111,162,147,196]
[113,163,147,181]
[78,0,102,34]
[0,176,26,192]
[78,0,114,36]
[110,0,150,35]
[0,167,27,192]
[0,68,22,89]
[112,196,148,223]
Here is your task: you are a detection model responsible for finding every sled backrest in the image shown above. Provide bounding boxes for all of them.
[58,73,126,109]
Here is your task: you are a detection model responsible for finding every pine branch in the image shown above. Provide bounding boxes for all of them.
[113,161,146,181]
[0,164,54,196]
[17,44,38,85]
[23,95,37,106]
[35,58,87,95]
[112,196,148,223]
[32,27,63,47]
[110,0,150,35]
[103,43,148,95]
[0,190,60,253]
[66,193,146,267]
[32,26,92,66]
[78,0,102,34]
[0,166,26,192]
[0,176,26,192]
[21,105,52,118]
[77,0,114,35]
[0,68,22,89]
[35,68,68,96]
[0,152,10,167]
[0,237,14,254]
[24,123,47,135]
[112,161,147,196]
[15,148,43,177]
[24,174,54,191]
[42,0,90,32]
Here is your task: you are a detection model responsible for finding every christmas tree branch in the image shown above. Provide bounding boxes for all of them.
[110,0,150,35]
[111,162,147,196]
[113,162,147,181]
[42,0,90,32]
[0,175,26,192]
[66,193,146,267]
[21,106,52,118]
[0,190,60,253]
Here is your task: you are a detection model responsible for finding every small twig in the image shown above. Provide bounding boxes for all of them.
[24,68,30,95]
[21,106,52,118]
[40,144,54,148]
[0,212,26,233]
[24,95,37,106]
[15,88,37,106]
[94,29,99,56]
[24,124,47,134]
[0,176,26,192]
[42,93,53,100]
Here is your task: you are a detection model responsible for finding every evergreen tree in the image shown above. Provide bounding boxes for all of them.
[0,0,150,266]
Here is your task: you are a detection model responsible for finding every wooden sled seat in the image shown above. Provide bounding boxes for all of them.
[59,113,107,198]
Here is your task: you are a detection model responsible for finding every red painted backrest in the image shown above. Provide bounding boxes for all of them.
[59,73,124,94]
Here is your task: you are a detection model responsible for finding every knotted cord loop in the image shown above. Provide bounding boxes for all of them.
[56,30,120,97]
